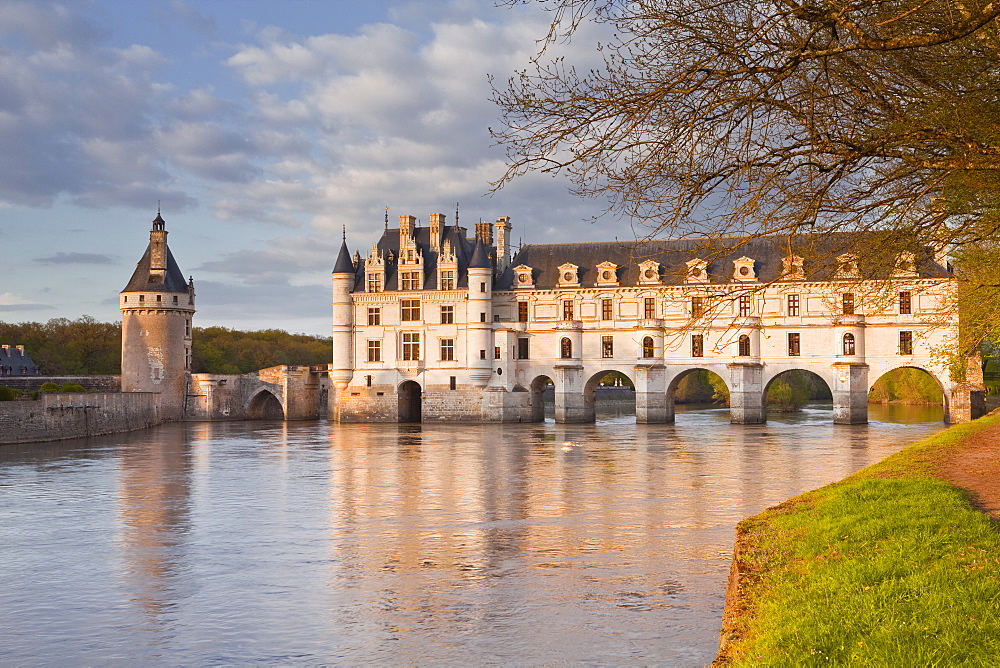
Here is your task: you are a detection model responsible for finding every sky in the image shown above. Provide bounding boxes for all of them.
[0,0,628,336]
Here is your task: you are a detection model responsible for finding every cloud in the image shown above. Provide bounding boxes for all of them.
[34,252,116,265]
[195,235,341,284]
[0,291,54,312]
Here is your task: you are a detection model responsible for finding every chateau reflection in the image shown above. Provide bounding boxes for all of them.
[115,425,192,625]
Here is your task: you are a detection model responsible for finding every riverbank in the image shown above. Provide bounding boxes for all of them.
[716,411,1000,665]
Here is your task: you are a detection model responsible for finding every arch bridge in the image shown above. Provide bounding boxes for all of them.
[187,365,327,421]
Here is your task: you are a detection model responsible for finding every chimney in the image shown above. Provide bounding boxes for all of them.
[495,216,511,269]
[15,345,24,354]
[399,215,416,246]
[475,220,493,245]
[429,213,445,250]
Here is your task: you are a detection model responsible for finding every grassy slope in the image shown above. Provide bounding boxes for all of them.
[718,412,1000,665]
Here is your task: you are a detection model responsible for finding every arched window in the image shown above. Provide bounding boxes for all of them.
[642,336,654,359]
[560,337,572,359]
[843,332,856,355]
[738,334,751,357]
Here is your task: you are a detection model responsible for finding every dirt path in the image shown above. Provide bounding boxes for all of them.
[936,419,1000,519]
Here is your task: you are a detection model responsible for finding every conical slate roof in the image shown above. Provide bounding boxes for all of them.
[468,237,492,269]
[332,239,355,273]
[122,237,189,293]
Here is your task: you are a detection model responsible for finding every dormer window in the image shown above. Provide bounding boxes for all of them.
[685,259,709,284]
[514,264,534,289]
[894,251,918,277]
[558,262,580,288]
[595,261,619,287]
[732,257,757,282]
[836,253,859,279]
[638,260,661,285]
[782,255,805,280]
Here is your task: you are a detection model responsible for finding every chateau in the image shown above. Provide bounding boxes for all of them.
[330,213,981,424]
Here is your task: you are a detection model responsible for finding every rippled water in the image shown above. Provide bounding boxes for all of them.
[0,404,944,665]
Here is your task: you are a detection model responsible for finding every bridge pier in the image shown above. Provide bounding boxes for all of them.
[634,363,670,423]
[554,362,592,422]
[832,363,869,424]
[728,362,765,424]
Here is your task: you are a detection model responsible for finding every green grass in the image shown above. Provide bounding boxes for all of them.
[721,412,1000,666]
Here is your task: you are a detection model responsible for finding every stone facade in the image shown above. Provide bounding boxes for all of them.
[331,215,982,424]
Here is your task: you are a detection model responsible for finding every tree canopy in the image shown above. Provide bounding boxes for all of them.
[493,0,1000,257]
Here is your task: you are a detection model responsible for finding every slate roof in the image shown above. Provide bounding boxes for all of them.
[122,244,190,293]
[347,225,496,292]
[0,346,40,376]
[497,234,949,290]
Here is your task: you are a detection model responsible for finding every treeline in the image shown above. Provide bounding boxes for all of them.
[0,317,331,375]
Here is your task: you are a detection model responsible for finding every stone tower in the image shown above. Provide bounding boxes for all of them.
[120,212,196,420]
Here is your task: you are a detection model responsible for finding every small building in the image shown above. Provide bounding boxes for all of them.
[0,345,41,376]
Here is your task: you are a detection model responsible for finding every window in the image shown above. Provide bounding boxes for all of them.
[691,334,704,357]
[788,333,801,356]
[439,270,455,290]
[644,297,655,319]
[440,305,454,324]
[173,295,178,304]
[495,346,502,360]
[401,271,420,290]
[401,299,420,321]
[480,312,487,322]
[367,273,383,293]
[843,333,856,355]
[738,335,750,357]
[602,335,614,358]
[368,307,381,326]
[139,295,144,302]
[480,282,487,292]
[401,333,420,361]
[601,298,613,320]
[367,340,382,362]
[739,295,751,317]
[899,331,913,355]
[842,293,854,315]
[560,337,573,359]
[787,293,799,316]
[518,302,528,322]
[691,296,704,318]
[517,338,529,360]
[185,319,191,336]
[449,376,456,390]
[366,375,372,387]
[156,294,161,302]
[480,349,487,359]
[563,300,574,320]
[440,338,455,361]
[642,336,654,359]
[899,291,912,315]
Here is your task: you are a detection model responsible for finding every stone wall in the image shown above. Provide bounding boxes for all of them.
[0,375,121,393]
[0,392,160,445]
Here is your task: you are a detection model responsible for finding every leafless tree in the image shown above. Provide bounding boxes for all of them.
[492,0,1000,262]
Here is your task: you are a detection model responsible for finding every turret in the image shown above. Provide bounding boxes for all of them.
[331,232,356,392]
[120,212,195,421]
[467,238,494,386]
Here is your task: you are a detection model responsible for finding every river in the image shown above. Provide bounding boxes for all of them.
[0,404,944,665]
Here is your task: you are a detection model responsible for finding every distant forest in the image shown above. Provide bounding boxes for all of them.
[0,317,331,375]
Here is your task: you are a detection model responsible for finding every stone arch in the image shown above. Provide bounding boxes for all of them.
[761,369,833,417]
[667,367,730,403]
[528,374,554,422]
[246,389,284,420]
[868,365,946,418]
[398,380,422,423]
[584,369,636,421]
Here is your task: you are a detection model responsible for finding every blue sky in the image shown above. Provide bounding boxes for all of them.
[0,0,619,336]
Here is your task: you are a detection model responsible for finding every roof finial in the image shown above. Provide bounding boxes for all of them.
[455,202,459,227]
[157,200,161,215]
[342,224,346,243]
[384,206,389,230]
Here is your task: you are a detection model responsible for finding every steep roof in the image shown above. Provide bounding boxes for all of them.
[497,234,949,290]
[121,243,189,293]
[352,225,491,291]
[332,239,355,274]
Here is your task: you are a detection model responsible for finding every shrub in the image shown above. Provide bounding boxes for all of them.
[38,382,60,393]
[0,386,14,401]
[59,383,87,393]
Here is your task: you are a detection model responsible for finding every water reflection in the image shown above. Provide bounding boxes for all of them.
[0,405,944,665]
